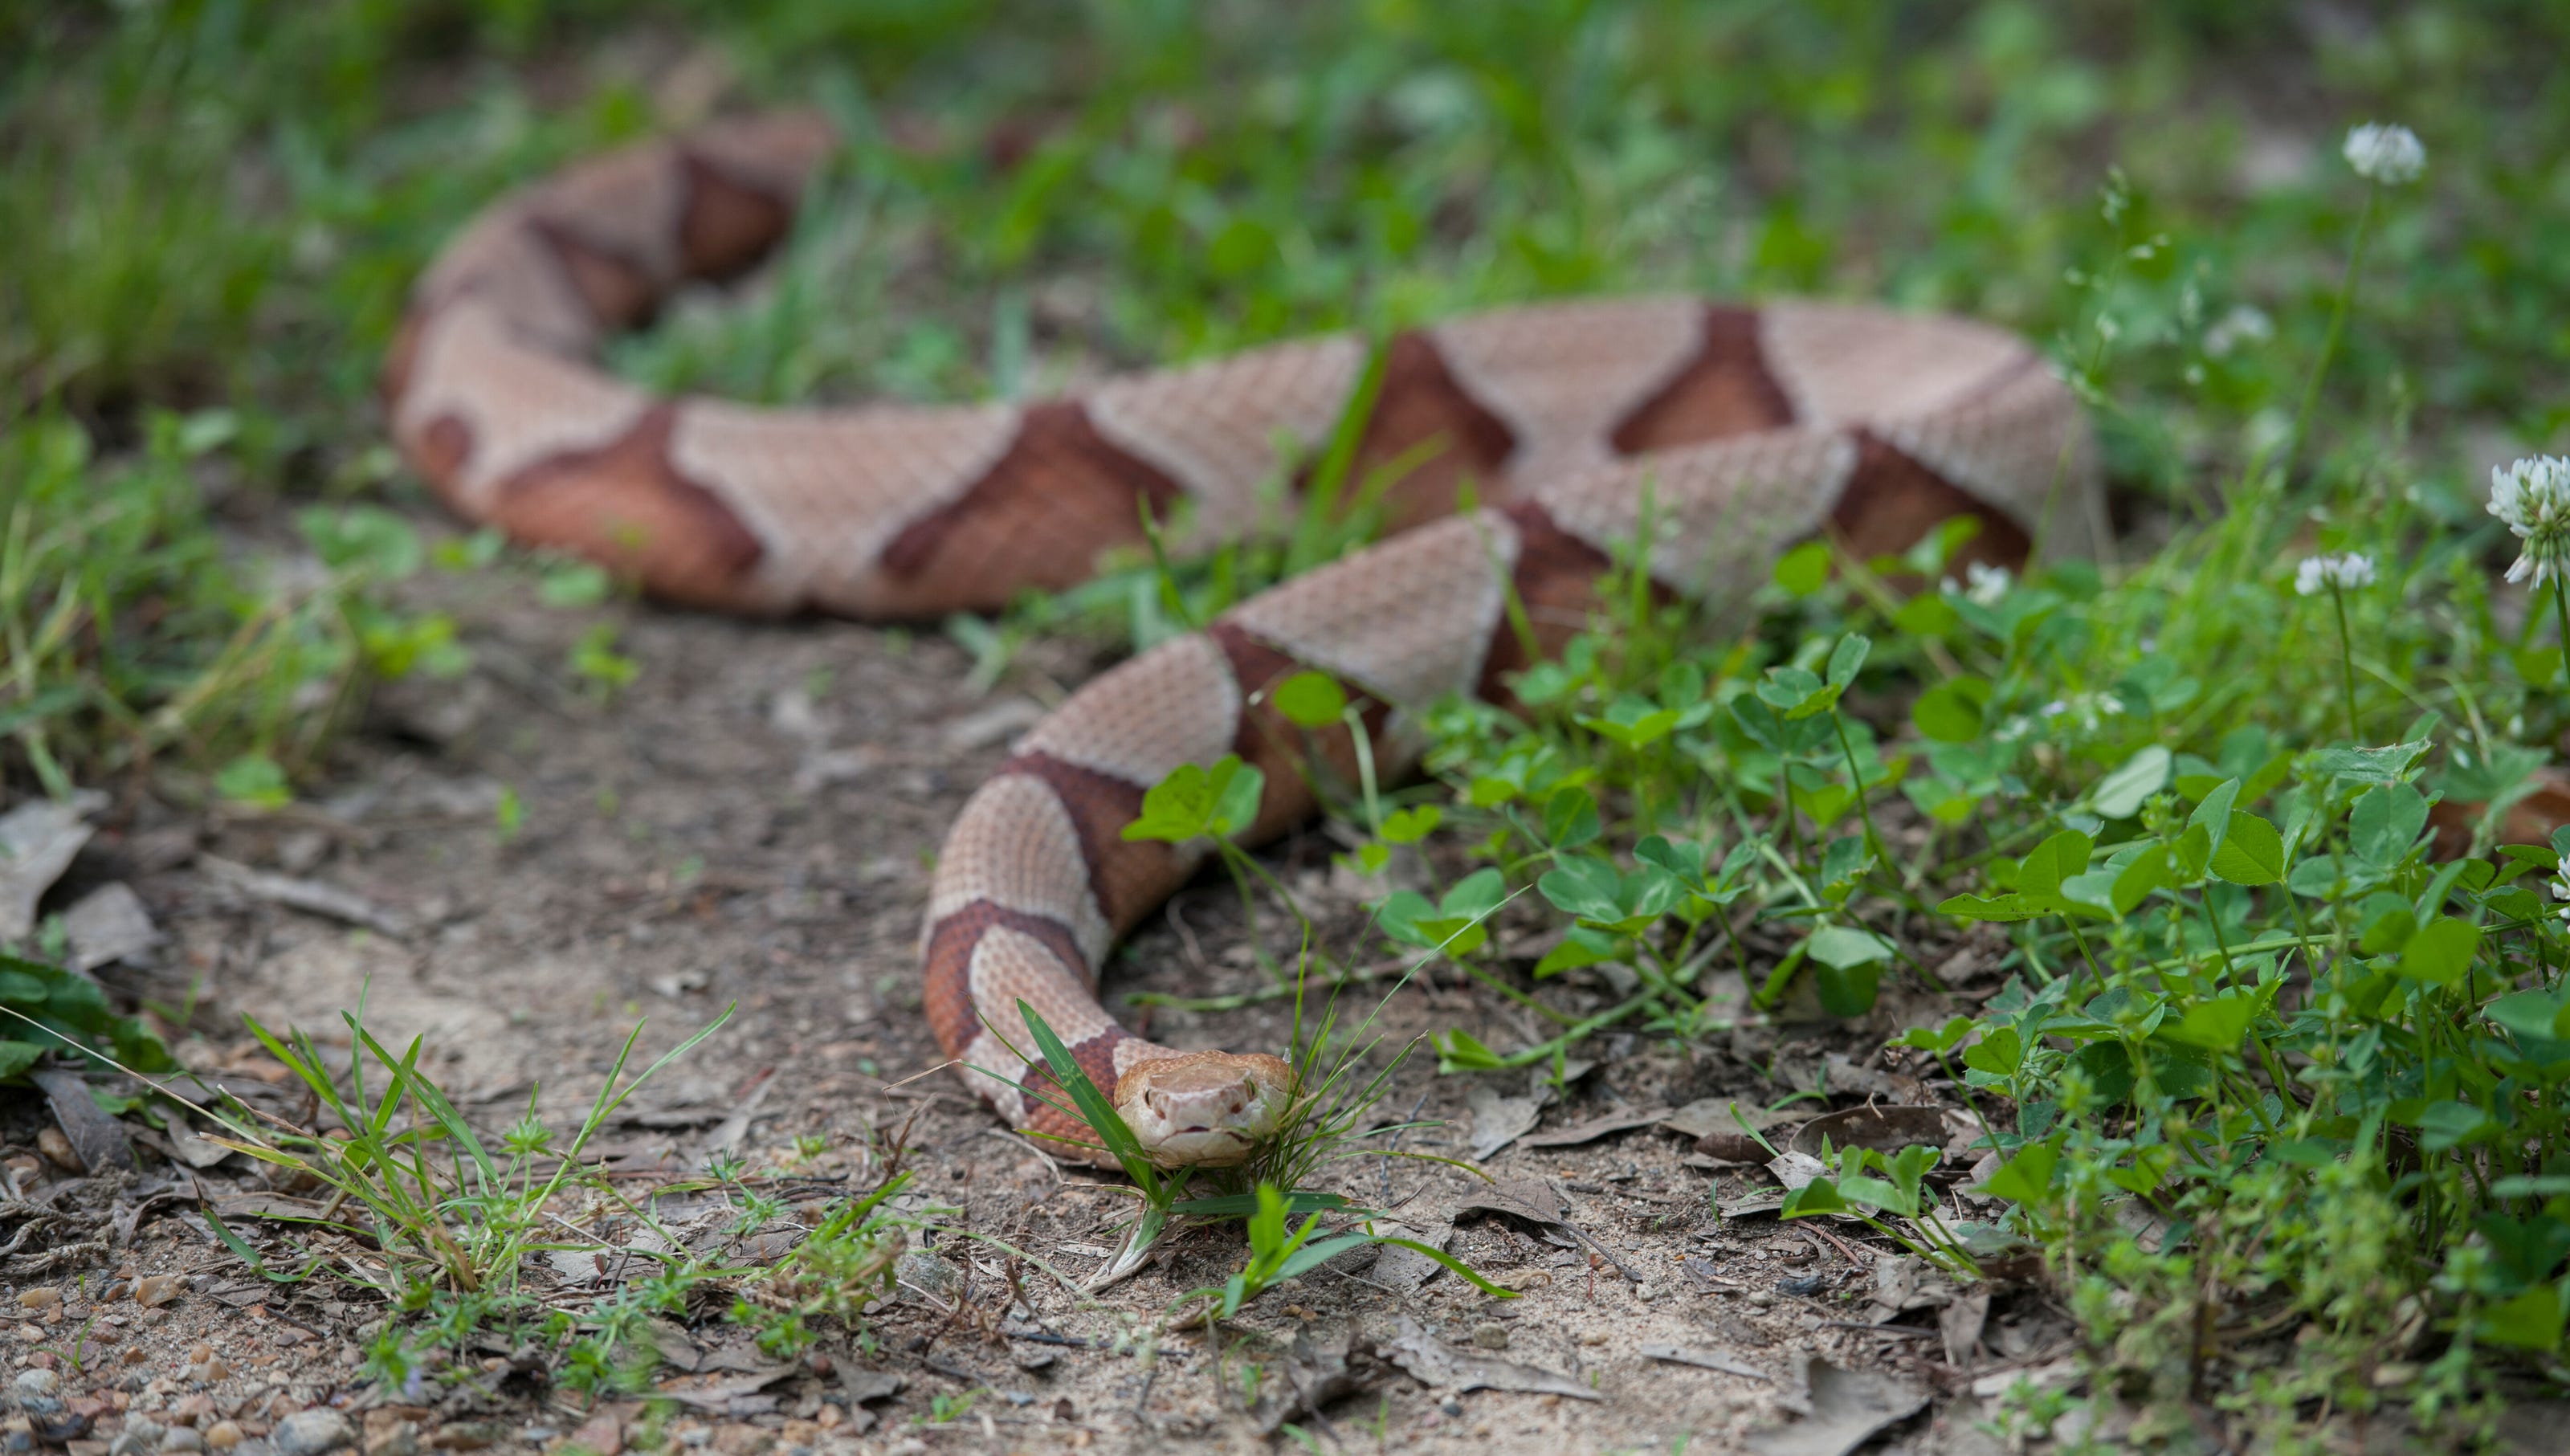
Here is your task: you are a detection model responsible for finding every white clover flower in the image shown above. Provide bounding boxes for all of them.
[2489,455,2570,588]
[1944,561,2013,606]
[2552,869,2570,925]
[2343,123,2425,185]
[2295,553,2377,597]
[2203,304,2274,359]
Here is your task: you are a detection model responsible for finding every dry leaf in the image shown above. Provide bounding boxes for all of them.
[1747,1354,1928,1456]
[0,792,104,941]
[1466,1083,1541,1160]
[1381,1318,1598,1401]
[1521,1103,1671,1148]
[1639,1344,1769,1381]
[1787,1104,1952,1158]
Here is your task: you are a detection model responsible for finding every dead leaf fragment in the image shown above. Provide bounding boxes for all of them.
[33,1067,133,1174]
[1942,1287,1992,1368]
[1466,1083,1541,1160]
[199,854,410,937]
[1252,1319,1372,1435]
[0,792,104,941]
[654,1365,795,1410]
[1521,1103,1670,1149]
[63,883,160,972]
[1381,1318,1598,1401]
[1787,1104,1951,1158]
[1747,1354,1927,1456]
[1639,1344,1769,1381]
[1365,1217,1455,1294]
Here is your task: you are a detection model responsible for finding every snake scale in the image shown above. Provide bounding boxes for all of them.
[386,111,2102,1166]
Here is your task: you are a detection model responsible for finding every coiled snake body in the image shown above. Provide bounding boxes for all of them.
[387,112,2101,1166]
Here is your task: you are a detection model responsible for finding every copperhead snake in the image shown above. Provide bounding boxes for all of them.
[386,111,2103,1167]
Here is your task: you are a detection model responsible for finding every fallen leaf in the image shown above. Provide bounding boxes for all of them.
[0,792,104,941]
[1662,1099,1805,1162]
[1365,1217,1455,1295]
[1747,1354,1928,1456]
[1942,1287,1992,1368]
[1466,1083,1541,1160]
[1454,1177,1563,1226]
[33,1068,133,1174]
[1660,1098,1801,1142]
[164,1120,235,1170]
[1767,1151,1829,1190]
[1866,1254,1955,1320]
[210,1193,337,1222]
[654,1366,795,1411]
[1640,1344,1769,1380]
[838,1368,904,1405]
[1381,1318,1598,1401]
[199,854,410,937]
[1521,1103,1671,1149]
[63,883,160,972]
[1787,1104,1951,1158]
[1252,1319,1373,1434]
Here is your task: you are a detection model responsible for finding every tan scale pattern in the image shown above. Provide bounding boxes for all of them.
[1430,298,1706,487]
[968,925,1117,1051]
[1015,634,1242,789]
[1083,336,1366,541]
[1527,430,1858,598]
[1758,300,2033,428]
[1873,359,2101,560]
[525,141,690,286]
[924,776,1114,967]
[669,399,1020,612]
[385,114,2105,1164]
[1225,514,1520,709]
[417,216,603,355]
[678,110,842,202]
[396,304,651,510]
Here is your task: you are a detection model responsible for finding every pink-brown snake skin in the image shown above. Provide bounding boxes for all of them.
[386,111,2103,1165]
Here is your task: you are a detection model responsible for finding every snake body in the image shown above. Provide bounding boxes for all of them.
[388,112,2102,1165]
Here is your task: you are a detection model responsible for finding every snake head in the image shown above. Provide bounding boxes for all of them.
[1112,1049,1295,1168]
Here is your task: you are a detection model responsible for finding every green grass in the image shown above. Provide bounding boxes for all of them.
[9,1,2570,1446]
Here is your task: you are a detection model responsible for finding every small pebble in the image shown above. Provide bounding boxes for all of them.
[205,1423,243,1451]
[112,1418,168,1456]
[187,1346,211,1364]
[184,1361,229,1386]
[133,1278,182,1309]
[15,1290,60,1311]
[13,1369,61,1398]
[1469,1322,1510,1350]
[1746,1290,1777,1307]
[122,1348,151,1366]
[161,1427,206,1454]
[270,1407,355,1456]
[1438,1400,1463,1417]
[1634,1283,1658,1303]
[37,1128,84,1172]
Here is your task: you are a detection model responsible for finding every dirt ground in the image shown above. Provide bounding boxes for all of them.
[4,563,2096,1456]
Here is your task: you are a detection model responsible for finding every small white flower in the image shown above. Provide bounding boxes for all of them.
[2295,553,2377,597]
[2490,455,2570,589]
[2552,869,2570,924]
[2343,123,2425,185]
[1948,561,2012,606]
[2203,304,2274,359]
